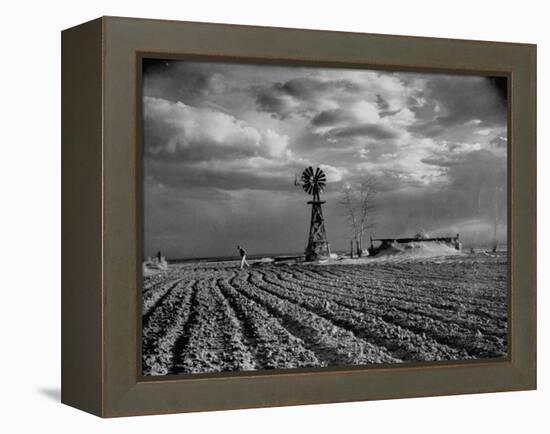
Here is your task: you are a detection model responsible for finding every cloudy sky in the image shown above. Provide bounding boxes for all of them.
[142,59,507,259]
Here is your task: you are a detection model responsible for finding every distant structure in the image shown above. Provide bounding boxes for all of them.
[295,166,330,261]
[368,233,462,256]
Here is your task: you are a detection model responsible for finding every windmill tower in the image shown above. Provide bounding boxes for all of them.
[296,166,330,261]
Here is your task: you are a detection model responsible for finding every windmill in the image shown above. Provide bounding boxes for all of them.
[295,166,331,261]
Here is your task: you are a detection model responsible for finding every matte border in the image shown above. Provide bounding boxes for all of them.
[67,16,537,417]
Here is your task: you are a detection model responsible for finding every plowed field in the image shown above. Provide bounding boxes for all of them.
[142,252,507,376]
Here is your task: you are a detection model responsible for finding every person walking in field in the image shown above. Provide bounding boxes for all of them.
[237,244,250,269]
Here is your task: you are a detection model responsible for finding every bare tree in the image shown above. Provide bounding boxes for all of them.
[340,178,378,256]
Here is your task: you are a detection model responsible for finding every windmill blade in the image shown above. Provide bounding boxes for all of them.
[298,166,329,196]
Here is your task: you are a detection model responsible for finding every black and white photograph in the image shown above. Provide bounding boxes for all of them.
[141,58,508,376]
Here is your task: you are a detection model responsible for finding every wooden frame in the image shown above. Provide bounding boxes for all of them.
[61,16,537,417]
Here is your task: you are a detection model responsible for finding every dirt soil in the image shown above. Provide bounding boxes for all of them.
[142,251,507,376]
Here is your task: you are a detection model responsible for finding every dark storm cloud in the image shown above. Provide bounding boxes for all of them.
[376,94,390,111]
[422,147,504,170]
[421,156,459,167]
[143,60,218,105]
[255,77,361,119]
[408,75,507,137]
[326,123,400,140]
[276,77,360,99]
[255,90,293,119]
[311,109,354,127]
[375,94,401,117]
[431,77,507,126]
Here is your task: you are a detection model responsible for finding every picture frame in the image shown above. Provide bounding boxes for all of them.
[61,16,536,417]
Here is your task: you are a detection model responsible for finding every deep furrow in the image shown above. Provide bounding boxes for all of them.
[169,280,208,374]
[325,260,507,302]
[142,280,196,376]
[170,278,256,375]
[142,271,177,293]
[233,271,399,366]
[305,265,507,307]
[214,276,261,369]
[142,277,186,320]
[219,276,321,369]
[251,270,466,361]
[210,278,257,371]
[266,270,505,358]
[320,259,506,289]
[296,265,507,317]
[271,269,507,336]
[355,272,507,306]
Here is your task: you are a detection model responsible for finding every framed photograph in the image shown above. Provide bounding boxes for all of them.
[62,16,536,417]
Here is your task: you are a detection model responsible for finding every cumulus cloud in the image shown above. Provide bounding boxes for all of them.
[319,164,347,183]
[144,96,290,161]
